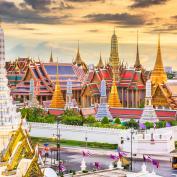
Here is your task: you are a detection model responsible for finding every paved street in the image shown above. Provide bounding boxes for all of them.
[42,147,177,177]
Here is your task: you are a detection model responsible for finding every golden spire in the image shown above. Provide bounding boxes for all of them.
[14,60,20,72]
[108,72,122,108]
[50,61,65,108]
[73,40,83,66]
[97,51,104,68]
[150,34,167,85]
[134,30,142,70]
[50,49,53,63]
[109,28,119,67]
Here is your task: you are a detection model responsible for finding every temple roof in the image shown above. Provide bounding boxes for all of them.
[80,107,176,121]
[12,62,86,96]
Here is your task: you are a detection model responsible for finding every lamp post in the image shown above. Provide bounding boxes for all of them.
[85,131,88,149]
[56,116,61,175]
[130,128,133,171]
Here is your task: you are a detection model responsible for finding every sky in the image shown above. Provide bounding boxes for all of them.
[1,0,177,70]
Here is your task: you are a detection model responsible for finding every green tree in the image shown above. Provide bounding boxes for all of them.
[61,115,83,125]
[85,115,96,124]
[144,122,153,129]
[20,107,56,123]
[126,119,138,129]
[114,117,121,124]
[101,117,109,124]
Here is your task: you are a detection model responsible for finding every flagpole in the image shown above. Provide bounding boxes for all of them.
[130,127,133,171]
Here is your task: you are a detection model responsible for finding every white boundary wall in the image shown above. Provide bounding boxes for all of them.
[28,122,175,156]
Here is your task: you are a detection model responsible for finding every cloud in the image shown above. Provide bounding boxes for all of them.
[52,1,74,10]
[88,29,100,33]
[18,27,36,30]
[66,0,105,2]
[130,0,169,8]
[23,0,52,10]
[150,25,177,33]
[0,1,69,24]
[84,13,145,26]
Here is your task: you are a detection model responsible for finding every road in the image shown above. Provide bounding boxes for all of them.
[41,147,177,177]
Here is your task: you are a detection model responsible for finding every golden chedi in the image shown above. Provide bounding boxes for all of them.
[50,63,65,108]
[150,34,167,86]
[108,75,122,108]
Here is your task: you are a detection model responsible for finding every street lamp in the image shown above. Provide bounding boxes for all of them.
[85,131,88,149]
[127,124,135,172]
[52,115,61,175]
[57,115,61,175]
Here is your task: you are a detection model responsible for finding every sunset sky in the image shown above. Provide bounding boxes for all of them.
[1,0,177,70]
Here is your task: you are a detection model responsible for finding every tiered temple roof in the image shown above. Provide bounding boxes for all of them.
[12,62,86,97]
[6,58,32,87]
[82,67,145,97]
[0,121,45,177]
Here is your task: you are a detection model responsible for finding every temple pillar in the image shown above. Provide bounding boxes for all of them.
[135,90,138,108]
[121,88,124,107]
[127,89,129,108]
[132,90,134,108]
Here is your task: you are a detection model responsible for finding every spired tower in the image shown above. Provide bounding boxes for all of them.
[134,31,142,71]
[96,52,104,68]
[50,63,65,109]
[150,34,167,86]
[28,79,40,108]
[0,25,20,126]
[140,80,158,123]
[96,80,112,120]
[49,49,53,63]
[108,73,122,108]
[0,24,21,150]
[109,29,120,80]
[65,80,74,110]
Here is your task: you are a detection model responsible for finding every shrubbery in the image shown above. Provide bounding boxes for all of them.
[101,117,109,124]
[20,107,56,123]
[61,109,84,125]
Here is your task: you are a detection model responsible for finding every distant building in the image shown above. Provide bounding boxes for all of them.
[165,66,173,73]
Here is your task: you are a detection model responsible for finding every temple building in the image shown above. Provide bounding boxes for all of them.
[151,35,177,110]
[6,58,32,88]
[11,60,86,105]
[81,30,146,108]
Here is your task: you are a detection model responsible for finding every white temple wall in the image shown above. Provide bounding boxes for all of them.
[28,122,176,156]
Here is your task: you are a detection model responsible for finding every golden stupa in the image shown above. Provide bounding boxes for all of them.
[50,63,65,108]
[108,72,122,108]
[150,34,167,85]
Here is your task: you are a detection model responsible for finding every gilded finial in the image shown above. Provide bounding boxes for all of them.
[50,48,53,62]
[114,26,116,35]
